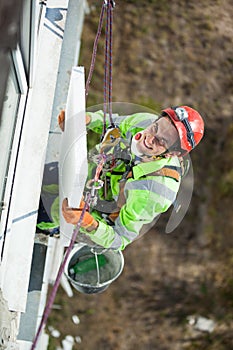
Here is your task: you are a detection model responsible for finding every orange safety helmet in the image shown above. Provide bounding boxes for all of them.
[162,106,204,154]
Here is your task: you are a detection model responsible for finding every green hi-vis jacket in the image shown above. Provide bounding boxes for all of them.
[82,111,182,251]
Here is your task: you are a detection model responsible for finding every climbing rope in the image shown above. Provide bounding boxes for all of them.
[85,0,115,137]
[85,1,105,97]
[31,194,91,349]
[103,0,115,132]
[31,154,106,348]
[108,2,114,122]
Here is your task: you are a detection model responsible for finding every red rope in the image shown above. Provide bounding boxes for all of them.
[103,0,114,131]
[31,158,106,348]
[85,2,106,97]
[108,3,114,124]
[85,0,115,139]
[103,1,109,134]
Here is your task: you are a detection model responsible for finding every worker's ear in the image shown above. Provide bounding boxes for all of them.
[164,150,182,158]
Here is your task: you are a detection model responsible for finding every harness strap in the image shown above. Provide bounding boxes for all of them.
[151,167,180,182]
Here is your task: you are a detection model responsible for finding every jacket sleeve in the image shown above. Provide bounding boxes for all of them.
[86,110,106,134]
[86,110,158,137]
[84,176,178,250]
[84,191,153,250]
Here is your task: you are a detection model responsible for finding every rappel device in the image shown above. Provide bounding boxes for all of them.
[100,125,121,152]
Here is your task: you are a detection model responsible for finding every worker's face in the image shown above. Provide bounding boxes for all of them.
[135,117,179,157]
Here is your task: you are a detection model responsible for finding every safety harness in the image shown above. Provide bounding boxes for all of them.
[105,158,181,223]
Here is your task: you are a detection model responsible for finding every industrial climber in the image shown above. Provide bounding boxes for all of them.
[61,106,204,250]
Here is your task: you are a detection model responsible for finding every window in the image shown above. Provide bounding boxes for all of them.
[0,0,43,221]
[19,0,40,86]
[0,60,20,219]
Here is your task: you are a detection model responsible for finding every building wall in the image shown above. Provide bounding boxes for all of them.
[0,0,86,347]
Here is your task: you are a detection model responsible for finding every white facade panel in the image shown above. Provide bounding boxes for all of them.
[0,0,86,346]
[1,0,68,312]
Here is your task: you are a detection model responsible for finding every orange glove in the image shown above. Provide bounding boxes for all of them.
[58,110,91,131]
[62,198,98,230]
[86,114,91,125]
[58,110,65,131]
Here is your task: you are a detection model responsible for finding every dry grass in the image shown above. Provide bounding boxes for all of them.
[47,1,233,348]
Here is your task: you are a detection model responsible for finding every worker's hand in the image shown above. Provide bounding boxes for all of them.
[86,114,91,125]
[58,110,65,131]
[58,110,91,131]
[62,198,98,231]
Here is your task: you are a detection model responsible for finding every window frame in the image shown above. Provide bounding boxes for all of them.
[0,48,28,252]
[0,0,42,256]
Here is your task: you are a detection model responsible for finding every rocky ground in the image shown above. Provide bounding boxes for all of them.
[46,1,233,349]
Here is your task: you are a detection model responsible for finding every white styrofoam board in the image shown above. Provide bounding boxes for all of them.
[59,67,88,246]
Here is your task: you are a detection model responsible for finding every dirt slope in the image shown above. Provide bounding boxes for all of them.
[47,1,233,349]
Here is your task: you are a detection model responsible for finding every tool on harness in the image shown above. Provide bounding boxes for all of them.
[86,179,104,207]
[100,124,121,152]
[92,123,131,201]
[86,153,106,207]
